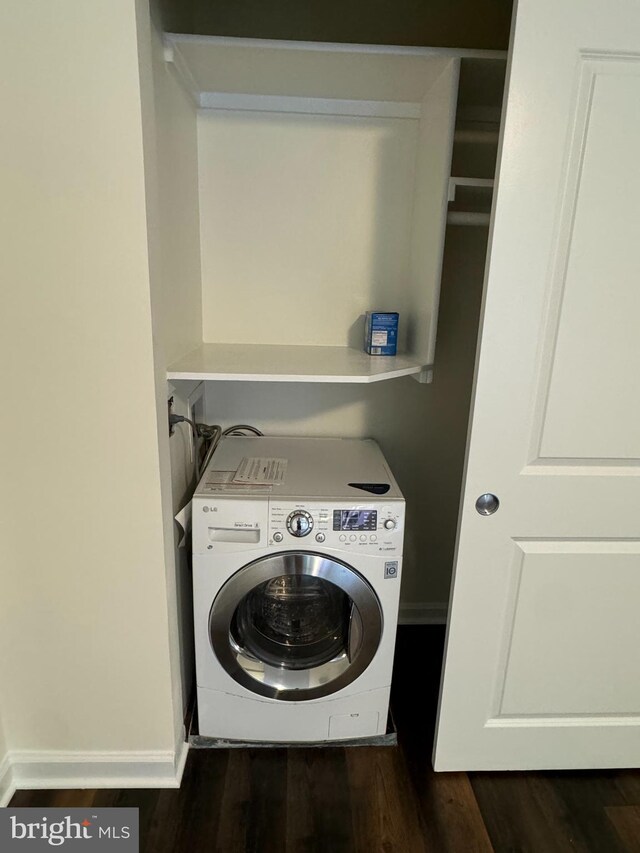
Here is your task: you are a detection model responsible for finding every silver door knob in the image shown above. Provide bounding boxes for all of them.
[476,493,499,515]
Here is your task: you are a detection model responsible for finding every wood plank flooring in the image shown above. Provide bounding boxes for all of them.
[10,626,640,852]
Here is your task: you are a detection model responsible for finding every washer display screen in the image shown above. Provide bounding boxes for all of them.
[333,510,377,531]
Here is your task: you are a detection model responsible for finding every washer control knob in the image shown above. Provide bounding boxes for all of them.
[273,531,284,543]
[315,532,326,543]
[286,510,313,538]
[384,519,396,531]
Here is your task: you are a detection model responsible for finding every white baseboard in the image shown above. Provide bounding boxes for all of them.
[174,739,189,784]
[6,742,189,793]
[0,753,16,807]
[398,602,448,625]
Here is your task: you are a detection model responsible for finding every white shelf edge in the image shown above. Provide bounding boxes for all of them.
[164,34,507,117]
[163,40,200,107]
[167,344,425,384]
[454,128,500,144]
[167,370,421,384]
[447,211,491,226]
[198,92,422,119]
[411,366,434,384]
[448,176,494,201]
[449,176,495,187]
[164,32,508,61]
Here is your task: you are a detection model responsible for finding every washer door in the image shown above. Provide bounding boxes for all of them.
[209,552,383,701]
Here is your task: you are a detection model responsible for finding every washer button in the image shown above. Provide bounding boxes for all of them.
[360,534,367,541]
[273,531,283,543]
[349,534,357,542]
[384,519,396,530]
[315,532,326,543]
[339,534,346,542]
[370,534,377,542]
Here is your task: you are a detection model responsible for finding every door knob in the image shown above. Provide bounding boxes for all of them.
[475,493,499,515]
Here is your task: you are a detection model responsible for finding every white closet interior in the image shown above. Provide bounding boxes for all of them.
[164,35,506,623]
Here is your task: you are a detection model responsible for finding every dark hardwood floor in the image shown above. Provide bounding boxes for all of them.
[10,626,640,852]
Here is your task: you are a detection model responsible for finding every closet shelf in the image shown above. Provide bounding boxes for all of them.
[448,176,494,200]
[447,211,491,226]
[167,343,426,384]
[447,177,494,226]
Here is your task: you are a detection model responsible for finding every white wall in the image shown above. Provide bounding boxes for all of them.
[137,2,203,717]
[144,17,203,370]
[195,53,455,361]
[0,0,181,782]
[0,714,11,806]
[0,721,6,767]
[198,110,419,351]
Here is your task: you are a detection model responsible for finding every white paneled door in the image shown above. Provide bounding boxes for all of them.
[434,0,640,770]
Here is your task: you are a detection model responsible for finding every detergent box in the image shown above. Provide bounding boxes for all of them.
[364,312,399,356]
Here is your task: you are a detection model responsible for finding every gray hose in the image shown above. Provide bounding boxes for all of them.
[222,424,264,437]
[198,424,262,478]
[173,421,262,483]
[197,425,223,482]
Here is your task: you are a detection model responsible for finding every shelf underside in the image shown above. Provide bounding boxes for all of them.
[167,343,425,383]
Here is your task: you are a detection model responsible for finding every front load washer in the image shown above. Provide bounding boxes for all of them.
[192,436,405,742]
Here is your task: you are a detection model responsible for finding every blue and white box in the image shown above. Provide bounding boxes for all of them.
[364,312,399,356]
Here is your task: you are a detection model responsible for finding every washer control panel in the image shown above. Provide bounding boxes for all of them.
[269,502,403,554]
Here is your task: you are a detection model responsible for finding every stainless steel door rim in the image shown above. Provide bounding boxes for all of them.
[209,551,383,701]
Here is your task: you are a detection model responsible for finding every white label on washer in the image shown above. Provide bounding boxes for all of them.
[232,457,288,485]
[384,561,399,578]
[203,470,273,493]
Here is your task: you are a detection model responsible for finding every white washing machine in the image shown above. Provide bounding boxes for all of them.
[192,436,405,742]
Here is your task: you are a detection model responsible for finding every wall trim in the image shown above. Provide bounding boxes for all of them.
[0,753,15,807]
[6,742,189,794]
[398,602,448,625]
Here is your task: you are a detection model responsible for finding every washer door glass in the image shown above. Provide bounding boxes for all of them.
[210,552,383,701]
[233,574,350,670]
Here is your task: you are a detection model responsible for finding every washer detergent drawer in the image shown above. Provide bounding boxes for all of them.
[192,498,268,554]
[208,527,260,544]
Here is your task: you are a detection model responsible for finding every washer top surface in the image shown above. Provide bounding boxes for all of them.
[194,436,403,502]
